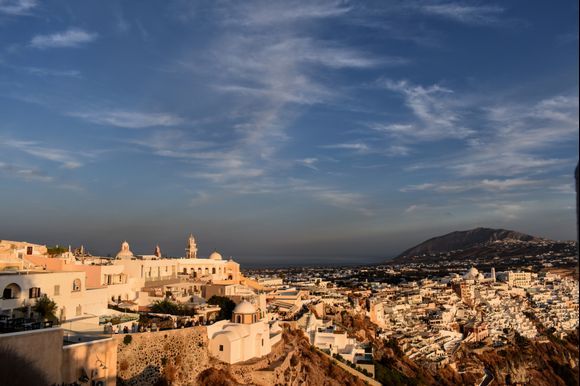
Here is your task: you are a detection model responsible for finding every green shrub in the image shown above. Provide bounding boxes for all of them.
[207,296,236,320]
[123,335,132,345]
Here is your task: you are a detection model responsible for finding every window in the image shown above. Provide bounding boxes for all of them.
[29,287,41,298]
[54,285,60,296]
[3,283,21,299]
[26,246,33,255]
[219,345,224,352]
[76,305,82,316]
[212,267,216,274]
[72,279,81,292]
[262,339,264,346]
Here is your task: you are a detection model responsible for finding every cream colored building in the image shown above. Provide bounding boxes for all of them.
[206,300,282,364]
[0,239,48,271]
[506,271,532,288]
[0,270,108,322]
[2,235,244,322]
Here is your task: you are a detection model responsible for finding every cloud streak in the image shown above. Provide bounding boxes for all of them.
[30,28,98,49]
[0,161,52,182]
[0,138,85,169]
[419,3,504,25]
[0,0,36,15]
[377,79,473,141]
[70,110,183,129]
[401,178,542,193]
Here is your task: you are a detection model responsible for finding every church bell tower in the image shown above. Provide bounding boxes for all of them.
[186,234,197,259]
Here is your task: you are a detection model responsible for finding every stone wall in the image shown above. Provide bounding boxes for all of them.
[115,327,211,386]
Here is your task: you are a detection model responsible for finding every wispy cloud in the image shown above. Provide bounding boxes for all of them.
[479,202,526,220]
[70,110,183,129]
[172,1,393,195]
[451,94,578,177]
[297,158,319,170]
[225,0,351,26]
[321,142,370,153]
[0,138,84,169]
[401,178,542,193]
[313,189,372,216]
[419,3,504,25]
[284,178,373,215]
[22,67,81,78]
[404,204,421,213]
[0,161,52,182]
[377,79,473,141]
[30,28,98,49]
[0,0,36,15]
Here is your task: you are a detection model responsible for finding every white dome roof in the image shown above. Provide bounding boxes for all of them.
[233,300,256,314]
[209,251,222,260]
[463,267,479,280]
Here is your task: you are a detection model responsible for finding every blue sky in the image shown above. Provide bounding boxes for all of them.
[0,0,578,263]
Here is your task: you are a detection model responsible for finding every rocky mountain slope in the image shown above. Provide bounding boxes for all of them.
[395,227,542,260]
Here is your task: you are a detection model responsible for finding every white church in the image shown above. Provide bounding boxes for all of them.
[206,300,283,364]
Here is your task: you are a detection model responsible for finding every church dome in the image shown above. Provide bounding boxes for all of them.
[233,300,256,314]
[463,267,479,280]
[116,240,134,259]
[209,251,222,260]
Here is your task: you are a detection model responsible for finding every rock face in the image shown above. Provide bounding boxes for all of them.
[396,227,540,259]
[116,327,210,386]
[116,324,367,386]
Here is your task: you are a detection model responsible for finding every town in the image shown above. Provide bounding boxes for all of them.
[0,235,577,385]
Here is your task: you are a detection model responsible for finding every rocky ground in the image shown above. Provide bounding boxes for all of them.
[116,324,368,386]
[197,326,367,386]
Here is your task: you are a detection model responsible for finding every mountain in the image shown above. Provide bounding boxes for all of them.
[396,227,542,259]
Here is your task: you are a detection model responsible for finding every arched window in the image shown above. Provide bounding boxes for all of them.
[236,315,241,323]
[2,283,21,299]
[212,267,216,274]
[72,279,81,292]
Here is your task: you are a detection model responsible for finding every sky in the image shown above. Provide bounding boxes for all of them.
[0,0,578,265]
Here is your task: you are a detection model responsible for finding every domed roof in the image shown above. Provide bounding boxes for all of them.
[233,300,256,314]
[116,240,134,258]
[463,267,479,280]
[209,251,222,260]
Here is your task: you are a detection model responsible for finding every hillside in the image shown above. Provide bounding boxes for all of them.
[396,227,542,260]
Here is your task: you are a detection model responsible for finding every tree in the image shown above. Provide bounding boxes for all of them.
[150,299,180,315]
[32,295,57,321]
[149,299,196,316]
[207,296,236,321]
[47,246,67,256]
